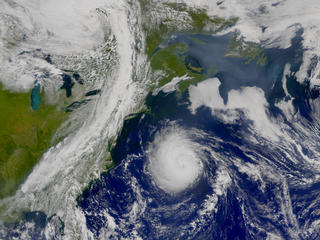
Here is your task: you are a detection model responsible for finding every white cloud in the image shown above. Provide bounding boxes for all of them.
[189,78,280,141]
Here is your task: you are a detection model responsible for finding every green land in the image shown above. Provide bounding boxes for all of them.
[225,32,267,66]
[150,33,267,93]
[141,1,238,56]
[150,43,210,92]
[140,1,268,94]
[140,2,239,92]
[0,85,67,198]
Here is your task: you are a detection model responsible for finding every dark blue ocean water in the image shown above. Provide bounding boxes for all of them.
[76,32,320,239]
[2,31,320,239]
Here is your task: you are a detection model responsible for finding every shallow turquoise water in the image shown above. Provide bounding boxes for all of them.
[31,84,42,110]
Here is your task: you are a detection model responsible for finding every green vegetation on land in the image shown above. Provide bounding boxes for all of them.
[144,13,237,56]
[225,32,267,66]
[144,20,173,57]
[165,3,238,31]
[150,43,216,92]
[141,1,238,56]
[140,1,238,92]
[188,9,238,32]
[151,43,204,92]
[150,31,267,93]
[0,85,67,198]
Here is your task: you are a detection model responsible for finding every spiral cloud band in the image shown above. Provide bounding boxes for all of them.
[147,128,203,193]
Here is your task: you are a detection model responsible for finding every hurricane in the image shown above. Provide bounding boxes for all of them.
[1,0,320,239]
[76,76,320,238]
[147,127,204,193]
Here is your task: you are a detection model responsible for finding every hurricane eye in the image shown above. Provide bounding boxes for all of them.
[147,127,203,194]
